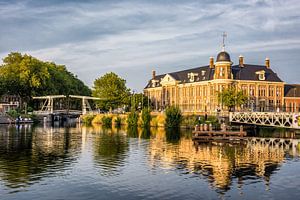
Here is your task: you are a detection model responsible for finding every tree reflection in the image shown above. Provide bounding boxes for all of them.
[93,129,129,176]
[165,127,181,144]
[127,126,138,138]
[0,125,80,189]
[140,127,151,139]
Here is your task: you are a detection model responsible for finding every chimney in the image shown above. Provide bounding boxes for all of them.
[239,55,244,67]
[265,58,270,68]
[152,70,156,79]
[209,57,214,68]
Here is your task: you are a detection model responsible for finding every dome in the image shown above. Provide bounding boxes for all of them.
[216,51,231,62]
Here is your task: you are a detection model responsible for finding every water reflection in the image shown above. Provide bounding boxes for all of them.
[89,125,129,176]
[0,124,80,190]
[0,123,299,199]
[148,128,300,193]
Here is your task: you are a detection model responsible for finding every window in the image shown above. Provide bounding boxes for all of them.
[256,70,265,80]
[188,72,198,82]
[259,73,265,80]
[220,67,224,77]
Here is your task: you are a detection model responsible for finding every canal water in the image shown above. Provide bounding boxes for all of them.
[0,124,300,200]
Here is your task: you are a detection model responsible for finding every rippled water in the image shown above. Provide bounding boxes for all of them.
[0,124,300,200]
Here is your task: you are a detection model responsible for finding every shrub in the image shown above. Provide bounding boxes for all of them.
[206,115,218,125]
[127,111,139,126]
[102,116,112,127]
[141,108,151,127]
[7,109,19,119]
[82,114,95,125]
[92,114,103,124]
[165,106,182,128]
[181,115,199,127]
[114,116,122,127]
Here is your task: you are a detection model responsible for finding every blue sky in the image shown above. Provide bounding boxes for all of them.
[0,0,300,92]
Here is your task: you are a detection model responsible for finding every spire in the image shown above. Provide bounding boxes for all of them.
[221,32,227,52]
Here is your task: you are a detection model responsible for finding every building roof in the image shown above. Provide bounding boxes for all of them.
[284,84,300,97]
[216,51,231,62]
[145,64,283,89]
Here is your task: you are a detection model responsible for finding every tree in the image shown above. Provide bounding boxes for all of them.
[218,87,248,111]
[165,106,182,128]
[92,72,130,111]
[0,52,91,109]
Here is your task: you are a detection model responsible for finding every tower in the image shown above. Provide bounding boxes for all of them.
[214,32,232,79]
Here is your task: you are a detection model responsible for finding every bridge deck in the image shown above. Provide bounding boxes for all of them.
[230,112,300,129]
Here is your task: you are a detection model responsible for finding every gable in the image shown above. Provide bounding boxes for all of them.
[160,74,177,86]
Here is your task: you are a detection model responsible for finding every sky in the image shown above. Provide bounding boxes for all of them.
[0,0,300,92]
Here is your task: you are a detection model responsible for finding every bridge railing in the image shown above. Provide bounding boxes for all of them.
[229,112,300,129]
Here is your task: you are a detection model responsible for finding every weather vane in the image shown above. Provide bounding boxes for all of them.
[222,32,227,51]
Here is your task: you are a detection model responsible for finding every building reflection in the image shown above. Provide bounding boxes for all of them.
[148,128,300,192]
[0,124,81,189]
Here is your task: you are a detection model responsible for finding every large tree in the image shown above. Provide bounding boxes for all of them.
[92,72,130,111]
[218,87,248,111]
[0,52,91,108]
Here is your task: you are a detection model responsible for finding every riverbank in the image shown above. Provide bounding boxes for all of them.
[81,112,220,129]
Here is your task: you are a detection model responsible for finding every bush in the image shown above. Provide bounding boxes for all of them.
[165,106,182,128]
[92,114,103,124]
[114,116,122,127]
[102,116,112,127]
[82,114,95,125]
[141,108,151,127]
[181,115,199,127]
[206,115,218,125]
[7,109,20,119]
[127,111,139,126]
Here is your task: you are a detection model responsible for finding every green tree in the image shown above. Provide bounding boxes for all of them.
[165,106,182,128]
[130,93,149,111]
[0,52,50,105]
[218,87,248,111]
[92,72,130,110]
[0,52,91,109]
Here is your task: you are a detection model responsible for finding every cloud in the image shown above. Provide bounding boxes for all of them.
[0,0,300,91]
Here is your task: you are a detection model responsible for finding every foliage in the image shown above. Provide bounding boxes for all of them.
[141,108,151,127]
[130,93,149,111]
[181,115,199,127]
[92,72,130,111]
[114,116,122,127]
[165,106,182,128]
[127,111,139,127]
[102,116,112,127]
[7,109,19,119]
[92,114,103,124]
[150,114,166,127]
[81,114,95,125]
[206,115,219,125]
[0,52,91,108]
[218,87,248,111]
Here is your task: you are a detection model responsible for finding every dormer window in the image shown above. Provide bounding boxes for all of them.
[188,72,198,82]
[151,79,159,87]
[256,70,265,81]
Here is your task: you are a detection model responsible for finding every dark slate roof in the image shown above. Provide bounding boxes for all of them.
[232,64,282,82]
[284,84,300,97]
[144,64,283,89]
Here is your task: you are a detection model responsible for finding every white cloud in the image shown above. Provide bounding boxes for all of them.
[1,0,300,91]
